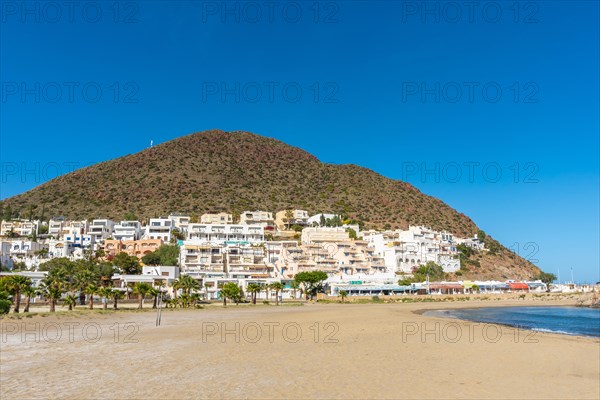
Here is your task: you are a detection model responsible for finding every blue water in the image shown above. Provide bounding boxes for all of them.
[425,306,600,338]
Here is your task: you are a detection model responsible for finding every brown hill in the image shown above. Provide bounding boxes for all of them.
[0,129,541,279]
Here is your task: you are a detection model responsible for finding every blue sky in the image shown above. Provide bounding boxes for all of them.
[1,1,598,282]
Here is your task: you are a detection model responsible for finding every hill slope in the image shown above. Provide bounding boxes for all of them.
[0,129,541,279]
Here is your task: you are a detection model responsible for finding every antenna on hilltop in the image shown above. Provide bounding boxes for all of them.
[150,140,154,148]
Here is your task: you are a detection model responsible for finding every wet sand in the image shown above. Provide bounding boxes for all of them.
[1,300,599,399]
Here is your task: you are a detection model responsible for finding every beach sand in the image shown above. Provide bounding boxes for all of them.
[1,300,599,399]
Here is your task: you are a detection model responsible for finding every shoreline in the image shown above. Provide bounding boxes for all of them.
[2,300,599,399]
[415,302,600,340]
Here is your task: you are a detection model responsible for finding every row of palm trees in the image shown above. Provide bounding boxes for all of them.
[0,272,168,313]
[1,272,297,314]
[246,282,285,305]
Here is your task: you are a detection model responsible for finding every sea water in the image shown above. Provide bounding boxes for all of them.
[426,306,600,337]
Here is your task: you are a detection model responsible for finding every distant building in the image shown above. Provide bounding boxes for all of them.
[301,227,350,244]
[113,221,143,241]
[143,218,173,242]
[104,239,163,259]
[200,212,233,225]
[275,210,309,230]
[169,214,191,232]
[0,220,40,237]
[239,211,274,228]
[187,224,264,244]
[89,219,116,243]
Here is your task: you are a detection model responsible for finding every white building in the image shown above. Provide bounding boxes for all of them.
[363,226,461,274]
[239,211,274,227]
[48,217,66,237]
[89,219,116,243]
[301,227,349,244]
[275,209,309,230]
[187,224,264,244]
[169,214,191,232]
[8,240,44,257]
[0,220,40,237]
[144,218,174,242]
[201,212,233,224]
[113,221,143,241]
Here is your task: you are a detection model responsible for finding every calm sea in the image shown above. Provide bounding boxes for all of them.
[425,306,600,338]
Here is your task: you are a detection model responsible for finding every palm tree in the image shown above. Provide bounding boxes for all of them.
[179,275,200,296]
[62,294,77,311]
[339,290,348,303]
[109,289,124,310]
[133,282,152,309]
[73,269,97,305]
[85,284,99,310]
[148,287,161,309]
[41,275,65,312]
[290,281,300,300]
[22,285,38,313]
[97,287,113,310]
[247,283,262,304]
[8,275,32,313]
[172,278,183,299]
[270,282,285,305]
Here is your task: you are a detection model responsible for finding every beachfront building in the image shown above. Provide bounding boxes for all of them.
[187,223,264,244]
[89,219,116,243]
[178,241,274,281]
[103,239,163,259]
[143,218,173,242]
[239,211,274,228]
[274,209,309,230]
[200,212,233,224]
[113,221,143,241]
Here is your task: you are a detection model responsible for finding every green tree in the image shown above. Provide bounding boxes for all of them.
[85,284,99,310]
[109,289,124,310]
[123,211,138,221]
[346,228,357,240]
[112,252,141,274]
[220,282,242,307]
[62,294,77,311]
[537,271,557,291]
[247,283,262,304]
[148,287,162,309]
[412,262,445,282]
[41,271,66,312]
[270,282,285,305]
[339,290,348,303]
[0,290,11,314]
[290,280,300,299]
[22,285,38,313]
[7,275,32,313]
[97,287,113,310]
[141,244,179,266]
[133,282,153,309]
[294,271,328,300]
[170,229,185,243]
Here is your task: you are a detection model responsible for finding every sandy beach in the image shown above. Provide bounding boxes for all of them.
[1,299,599,400]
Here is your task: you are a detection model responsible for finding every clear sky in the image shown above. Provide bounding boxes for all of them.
[1,1,598,282]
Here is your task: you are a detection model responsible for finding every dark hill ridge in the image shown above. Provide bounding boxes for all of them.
[0,129,541,280]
